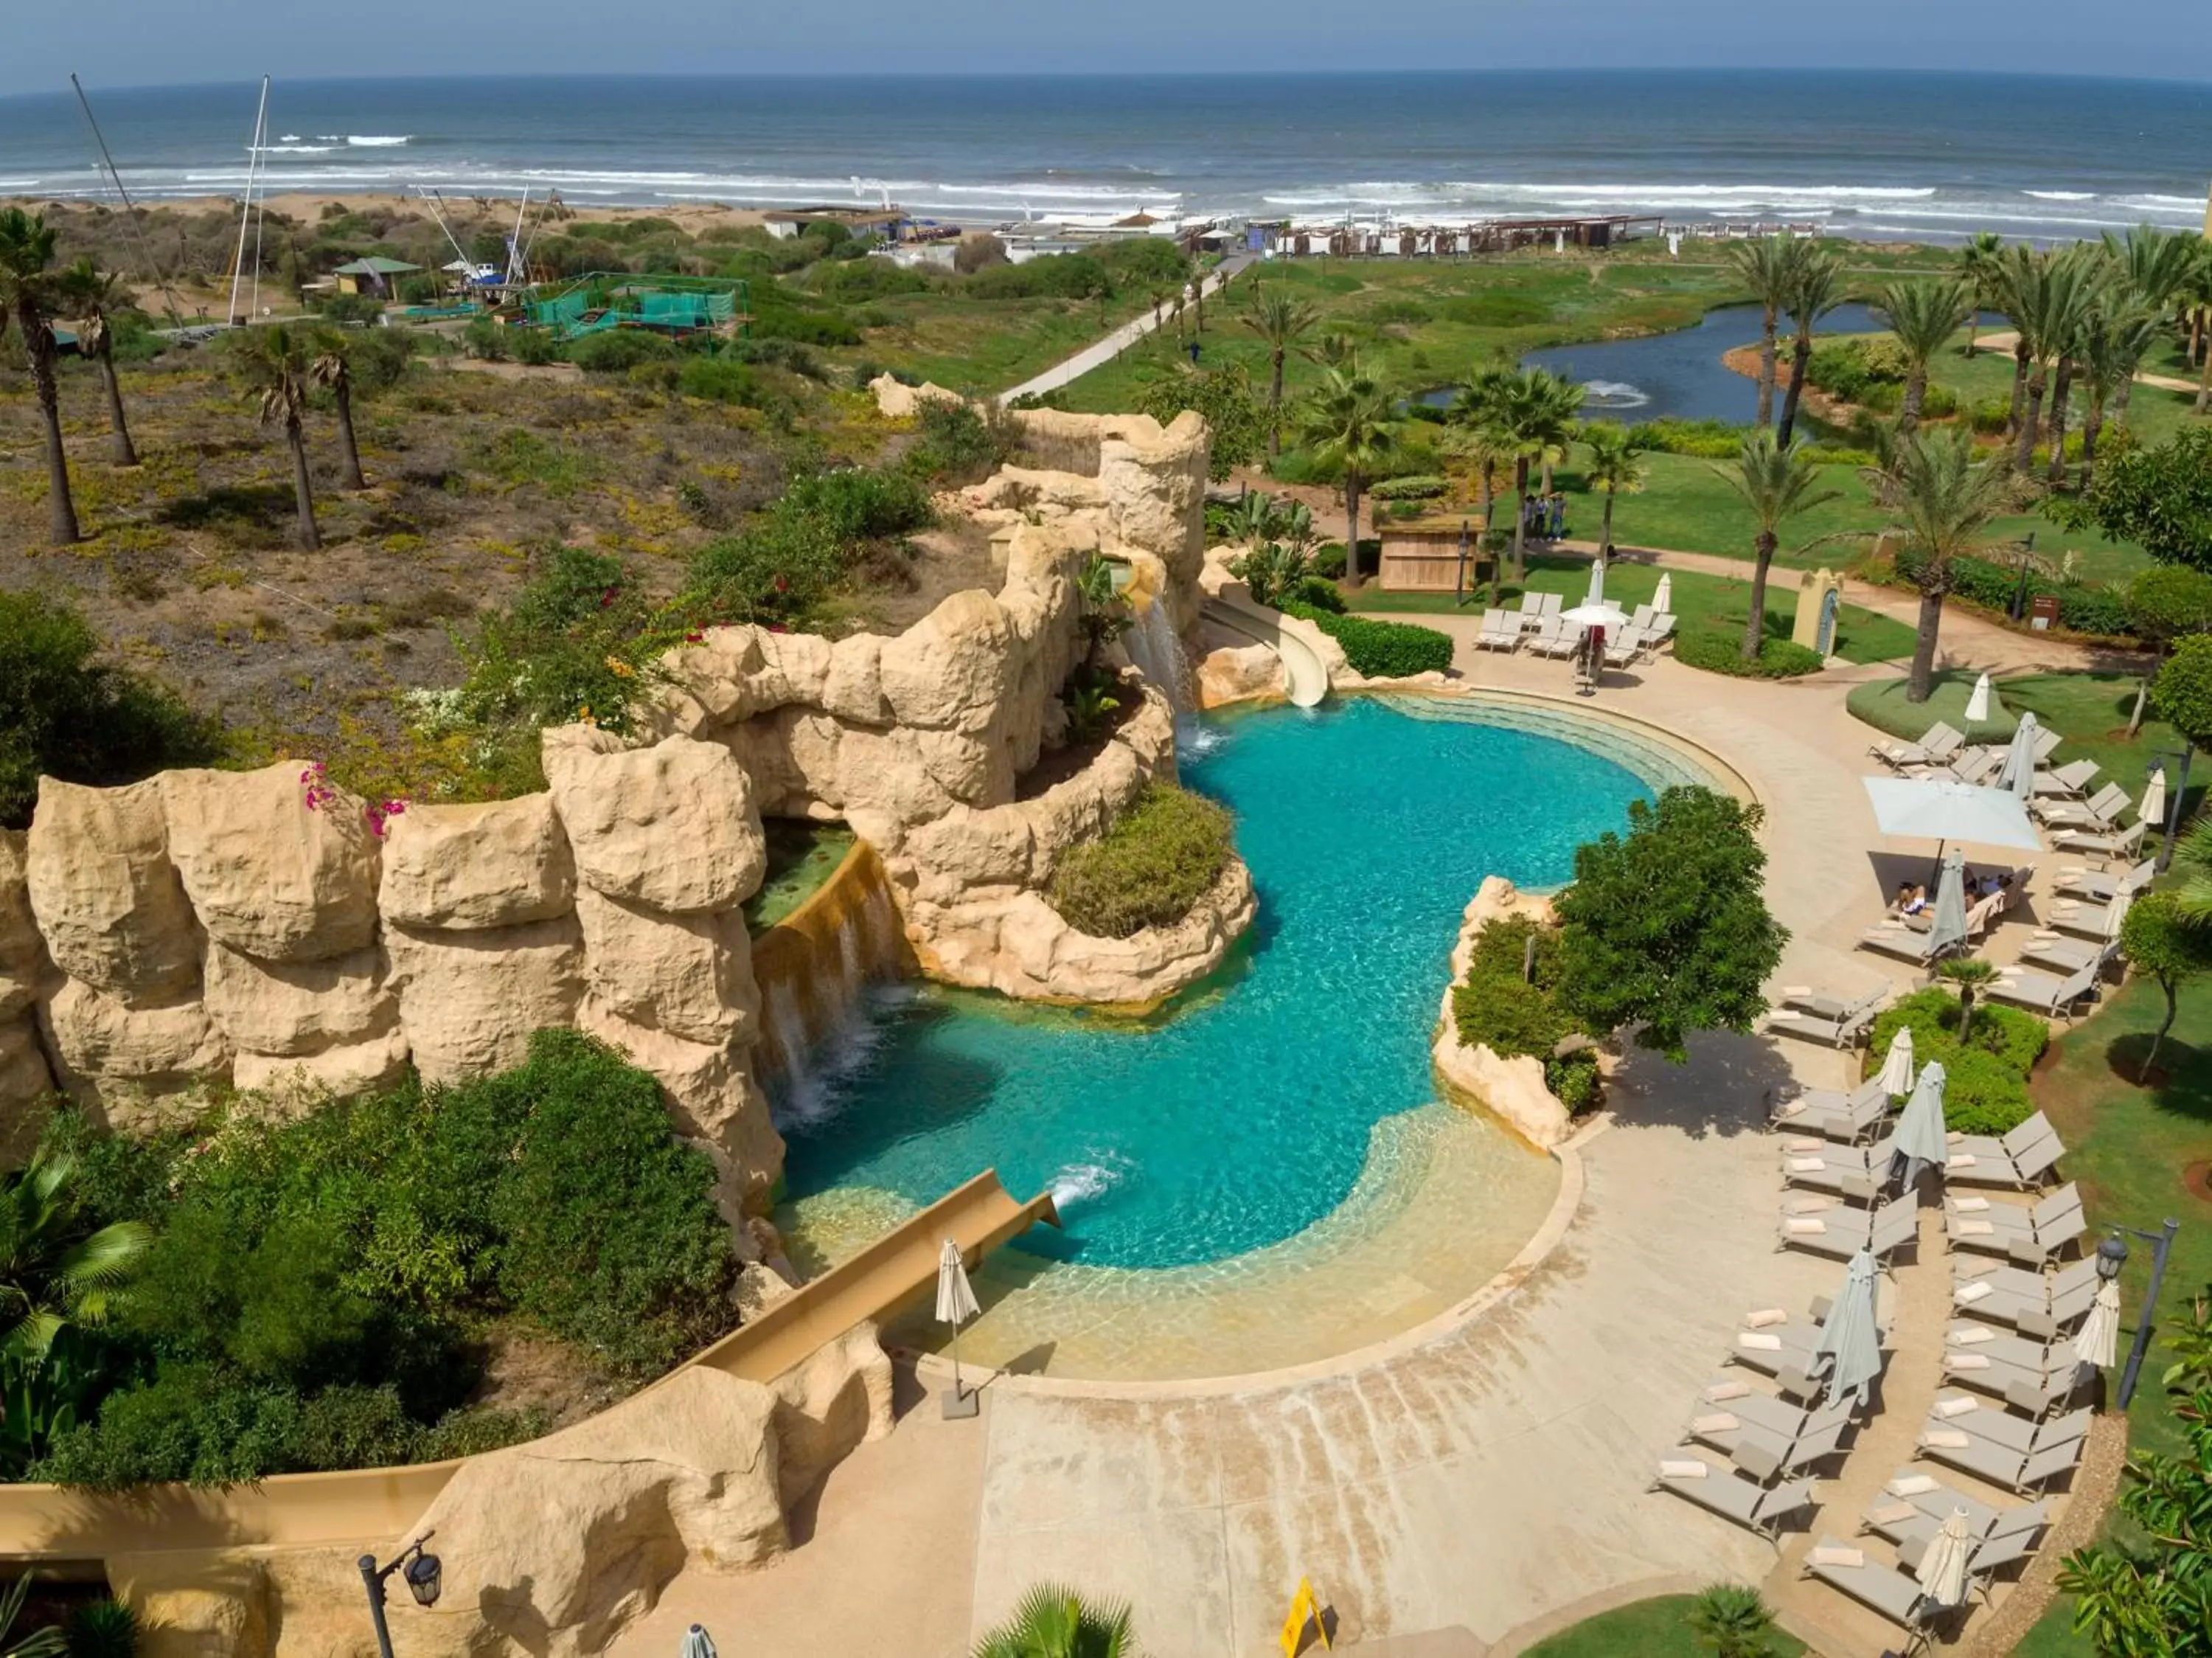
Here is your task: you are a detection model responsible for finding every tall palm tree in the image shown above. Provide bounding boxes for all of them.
[0,1151,150,1371]
[1713,430,1840,662]
[2014,248,2096,476]
[1862,429,2022,701]
[2074,299,2161,485]
[1992,244,2045,450]
[1579,421,1649,558]
[1293,364,1394,583]
[2188,251,2212,415]
[1875,277,1972,434]
[1241,286,1318,458]
[1301,330,1357,372]
[0,208,82,546]
[1444,363,1516,534]
[2107,223,2203,316]
[1775,246,1843,447]
[230,323,321,550]
[309,328,368,490]
[1955,231,2005,358]
[1498,367,1581,580]
[973,1584,1135,1658]
[1723,236,1801,426]
[52,257,138,467]
[2042,246,2109,488]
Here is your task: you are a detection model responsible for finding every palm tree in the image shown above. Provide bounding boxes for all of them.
[1241,286,1319,458]
[1685,1584,1780,1658]
[52,257,138,466]
[1936,957,2000,1043]
[1498,368,1581,580]
[2041,248,2107,488]
[1955,231,2005,358]
[2188,252,2212,416]
[1301,330,1357,372]
[1775,246,1842,447]
[1712,430,1840,662]
[1875,277,1972,435]
[1992,244,2045,453]
[230,323,321,550]
[0,208,82,545]
[0,1151,150,1372]
[2012,248,2096,476]
[2074,299,2161,485]
[973,1584,1136,1658]
[1862,429,2022,701]
[1293,364,1394,583]
[1723,236,1801,426]
[309,328,369,490]
[1579,421,1649,558]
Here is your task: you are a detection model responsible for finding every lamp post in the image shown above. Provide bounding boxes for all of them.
[2157,745,2195,873]
[2097,1220,2183,1409]
[358,1534,442,1658]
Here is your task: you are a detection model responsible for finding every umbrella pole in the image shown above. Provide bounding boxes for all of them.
[944,1316,978,1419]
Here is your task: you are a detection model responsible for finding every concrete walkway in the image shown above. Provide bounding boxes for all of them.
[999,254,1256,403]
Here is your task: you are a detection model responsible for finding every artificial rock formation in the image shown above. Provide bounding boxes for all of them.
[1431,877,1577,1151]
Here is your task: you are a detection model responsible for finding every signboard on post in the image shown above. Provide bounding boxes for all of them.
[2030,594,2061,631]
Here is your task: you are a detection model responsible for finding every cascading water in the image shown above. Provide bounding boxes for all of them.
[1124,602,1213,758]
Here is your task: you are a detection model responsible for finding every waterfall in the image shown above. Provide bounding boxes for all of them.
[1126,603,1210,756]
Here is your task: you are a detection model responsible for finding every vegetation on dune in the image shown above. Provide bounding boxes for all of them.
[1046,784,1234,940]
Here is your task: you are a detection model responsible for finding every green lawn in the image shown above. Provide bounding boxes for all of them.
[1351,552,1917,665]
[1521,1594,1805,1658]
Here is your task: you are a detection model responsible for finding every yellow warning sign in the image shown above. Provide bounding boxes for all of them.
[1278,1576,1329,1657]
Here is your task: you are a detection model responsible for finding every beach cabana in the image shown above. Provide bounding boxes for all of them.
[330,256,422,297]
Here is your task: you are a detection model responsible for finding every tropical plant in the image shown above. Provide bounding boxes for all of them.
[1685,1582,1781,1658]
[1074,552,1132,663]
[1441,361,1519,585]
[1578,421,1648,558]
[1861,429,2021,701]
[1293,364,1395,583]
[1241,285,1318,457]
[1710,430,1840,662]
[2042,246,2108,487]
[2157,642,2212,864]
[0,1574,64,1658]
[0,1151,150,1371]
[1497,367,1582,580]
[63,1599,136,1658]
[2073,298,2163,479]
[1724,236,1802,426]
[1228,543,1313,609]
[1935,957,2000,1044]
[52,257,138,466]
[2119,894,2212,1081]
[227,323,321,549]
[0,207,82,544]
[972,1584,1137,1658]
[1775,246,1842,447]
[1956,232,2006,358]
[1875,277,1972,434]
[1992,243,2046,448]
[309,329,367,490]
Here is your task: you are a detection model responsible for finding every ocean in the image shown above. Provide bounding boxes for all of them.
[0,71,2206,245]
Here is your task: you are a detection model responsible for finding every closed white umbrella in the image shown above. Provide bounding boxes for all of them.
[1997,712,2042,801]
[1876,1027,1916,1097]
[1817,1247,1885,1409]
[1586,558,1607,606]
[1652,572,1673,615]
[2142,766,2168,833]
[936,1237,982,1418]
[1862,777,2044,853]
[1893,1059,1950,1184]
[679,1626,718,1658]
[1916,1508,1975,1608]
[2073,1277,2122,1368]
[1964,673,1993,725]
[1924,849,1970,959]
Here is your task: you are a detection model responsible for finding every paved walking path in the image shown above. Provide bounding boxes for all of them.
[998,254,1256,403]
[1975,330,2206,398]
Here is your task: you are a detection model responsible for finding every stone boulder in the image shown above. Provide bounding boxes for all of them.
[573,887,757,1046]
[1431,878,1574,1151]
[160,763,380,962]
[0,1016,52,1156]
[877,589,1015,735]
[0,830,50,1021]
[202,941,394,1057]
[108,1553,273,1658]
[576,996,783,1212]
[1196,642,1282,708]
[41,977,227,1091]
[26,778,201,1005]
[233,1026,411,1104]
[543,729,765,914]
[868,372,963,420]
[762,1314,894,1508]
[384,916,585,1083]
[378,794,575,931]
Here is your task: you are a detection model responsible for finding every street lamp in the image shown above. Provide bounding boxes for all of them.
[2097,1220,2183,1409]
[359,1533,442,1658]
[2155,745,2194,873]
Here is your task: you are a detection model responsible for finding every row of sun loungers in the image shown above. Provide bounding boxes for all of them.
[1472,604,1679,664]
[1944,1185,2084,1266]
[1778,1114,2068,1207]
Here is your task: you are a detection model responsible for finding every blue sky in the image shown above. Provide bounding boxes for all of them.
[5,0,2210,97]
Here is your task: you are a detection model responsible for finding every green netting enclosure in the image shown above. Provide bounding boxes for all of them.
[520,274,748,341]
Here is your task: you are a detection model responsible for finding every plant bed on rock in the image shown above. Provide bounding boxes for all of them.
[1869,987,2048,1134]
[1450,912,1601,1112]
[1047,783,1234,940]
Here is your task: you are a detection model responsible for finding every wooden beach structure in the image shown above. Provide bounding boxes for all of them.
[1377,516,1493,599]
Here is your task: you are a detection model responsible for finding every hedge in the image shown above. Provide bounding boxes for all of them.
[1888,547,2135,639]
[1281,603,1455,677]
[1868,988,2048,1135]
[1048,784,1235,939]
[1672,625,1826,679]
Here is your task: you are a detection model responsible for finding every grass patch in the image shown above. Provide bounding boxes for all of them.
[1048,783,1234,940]
[1522,1595,1805,1658]
[1846,672,2023,745]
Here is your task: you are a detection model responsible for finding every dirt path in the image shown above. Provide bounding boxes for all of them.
[1975,330,2205,398]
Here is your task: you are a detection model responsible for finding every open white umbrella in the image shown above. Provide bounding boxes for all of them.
[1876,1027,1916,1097]
[1817,1247,1885,1409]
[1997,712,2042,801]
[936,1237,982,1418]
[1652,572,1673,615]
[1863,777,2044,856]
[1586,557,1607,606]
[1924,849,1970,959]
[1893,1059,1950,1184]
[2073,1277,2122,1368]
[2142,766,2168,833]
[1916,1508,1975,1609]
[1560,602,1630,629]
[1964,673,1993,725]
[679,1626,718,1658]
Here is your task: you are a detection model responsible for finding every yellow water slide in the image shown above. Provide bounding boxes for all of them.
[1200,589,1332,708]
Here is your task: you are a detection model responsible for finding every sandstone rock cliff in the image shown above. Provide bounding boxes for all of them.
[1431,877,1576,1151]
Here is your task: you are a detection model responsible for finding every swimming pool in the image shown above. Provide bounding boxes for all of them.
[777,696,1688,1294]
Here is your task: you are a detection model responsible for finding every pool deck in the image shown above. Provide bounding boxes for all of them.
[611,636,2094,1658]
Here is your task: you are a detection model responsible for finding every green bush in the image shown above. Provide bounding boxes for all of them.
[1370,474,1448,501]
[0,591,224,828]
[1450,915,1601,1114]
[966,252,1110,301]
[1867,988,2045,1134]
[749,308,862,347]
[1627,417,1747,459]
[902,399,1015,485]
[1672,625,1826,679]
[1969,397,2014,436]
[1888,546,2134,638]
[684,462,931,631]
[1048,784,1234,940]
[460,316,509,361]
[1436,292,1552,327]
[678,356,765,405]
[1280,603,1453,677]
[65,1599,138,1658]
[568,329,678,373]
[1311,543,1347,580]
[1290,575,1345,612]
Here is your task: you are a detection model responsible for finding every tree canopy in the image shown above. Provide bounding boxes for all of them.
[2153,634,2212,751]
[2053,427,2212,572]
[1552,787,1788,1061]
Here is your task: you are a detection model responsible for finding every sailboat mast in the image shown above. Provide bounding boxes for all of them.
[227,74,271,326]
[70,73,187,329]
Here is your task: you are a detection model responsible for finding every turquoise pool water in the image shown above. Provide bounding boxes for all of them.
[779,696,1665,1270]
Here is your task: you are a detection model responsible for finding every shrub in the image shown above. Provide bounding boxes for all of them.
[1867,988,2045,1134]
[1672,626,1826,679]
[1627,417,1747,459]
[678,356,765,405]
[1969,397,2014,436]
[509,326,563,366]
[750,308,861,347]
[967,252,1110,302]
[1436,292,1551,327]
[1311,542,1347,580]
[782,467,933,541]
[568,329,678,374]
[0,591,224,828]
[1136,364,1266,480]
[1048,784,1234,939]
[460,315,508,361]
[1888,546,2135,639]
[1290,575,1345,612]
[903,399,1015,485]
[1370,474,1448,501]
[1450,915,1601,1114]
[1280,604,1453,677]
[953,235,1009,275]
[66,1600,138,1658]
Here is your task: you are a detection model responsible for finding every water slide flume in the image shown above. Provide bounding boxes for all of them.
[1200,587,1332,708]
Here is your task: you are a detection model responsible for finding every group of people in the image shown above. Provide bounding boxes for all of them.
[1522,491,1569,541]
[1889,866,2017,916]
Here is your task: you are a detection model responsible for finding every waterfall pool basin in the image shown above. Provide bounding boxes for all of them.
[776,693,1723,1378]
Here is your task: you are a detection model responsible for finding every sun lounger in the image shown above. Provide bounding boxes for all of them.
[1804,1539,1959,1640]
[1910,747,2003,785]
[1941,1322,2091,1413]
[1685,1402,1854,1480]
[1945,1185,2084,1265]
[2053,859,2155,903]
[1987,958,2103,1021]
[2045,895,2133,941]
[1473,609,1522,652]
[1924,1395,2091,1455]
[1764,985,1888,1049]
[1874,721,1966,771]
[1862,1472,2050,1552]
[1784,1135,1902,1204]
[2047,818,2148,862]
[1859,893,2001,964]
[2034,782,2130,830]
[1696,1378,1851,1441]
[1770,1075,1895,1143]
[2019,935,2121,979]
[1654,1457,1818,1538]
[1952,1258,2101,1339]
[1630,603,1656,630]
[1515,592,1561,633]
[1944,1114,2065,1190]
[1644,612,1677,649]
[1603,625,1650,668]
[1779,1193,1917,1261]
[2031,759,2101,799]
[1524,617,1579,659]
[1916,1422,2084,1494]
